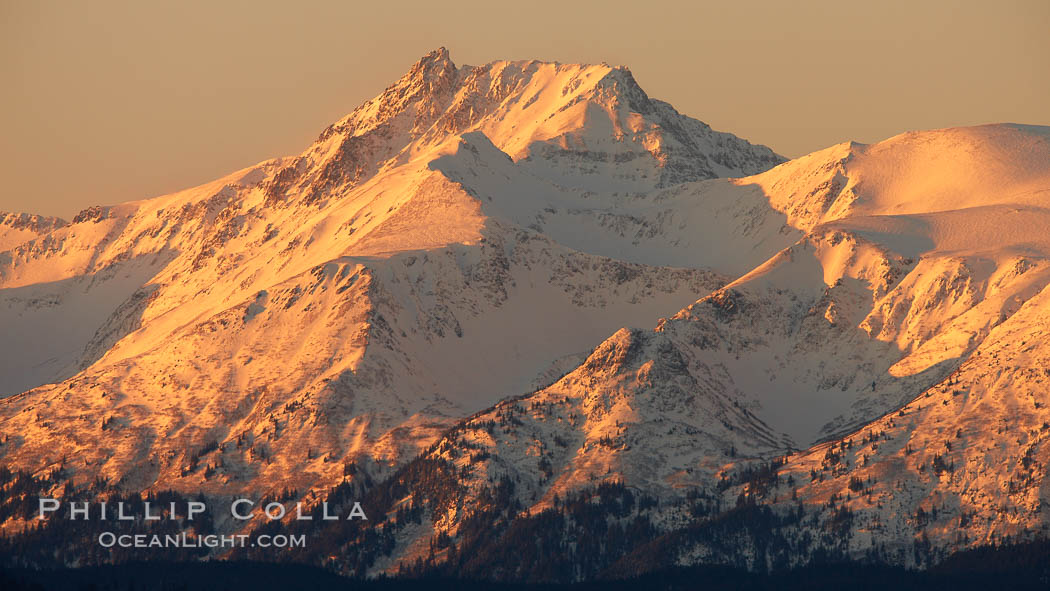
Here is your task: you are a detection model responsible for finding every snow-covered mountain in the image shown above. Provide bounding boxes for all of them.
[361,123,1050,574]
[3,49,1050,578]
[0,49,782,500]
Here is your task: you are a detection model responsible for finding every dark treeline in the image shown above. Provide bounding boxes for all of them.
[3,552,1050,591]
[3,457,1050,587]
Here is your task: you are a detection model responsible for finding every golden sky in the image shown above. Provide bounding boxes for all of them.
[2,0,1048,218]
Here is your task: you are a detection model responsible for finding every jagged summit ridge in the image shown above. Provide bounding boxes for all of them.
[0,211,66,251]
[282,48,785,205]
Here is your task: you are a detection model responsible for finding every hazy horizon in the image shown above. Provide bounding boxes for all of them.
[3,0,1048,218]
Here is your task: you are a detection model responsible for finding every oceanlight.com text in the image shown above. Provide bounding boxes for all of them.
[97,532,306,549]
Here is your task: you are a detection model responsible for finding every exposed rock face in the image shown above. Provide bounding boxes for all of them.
[0,211,66,251]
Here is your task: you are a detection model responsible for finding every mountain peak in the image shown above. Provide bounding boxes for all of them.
[299,50,782,204]
[419,46,450,63]
[403,46,457,86]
